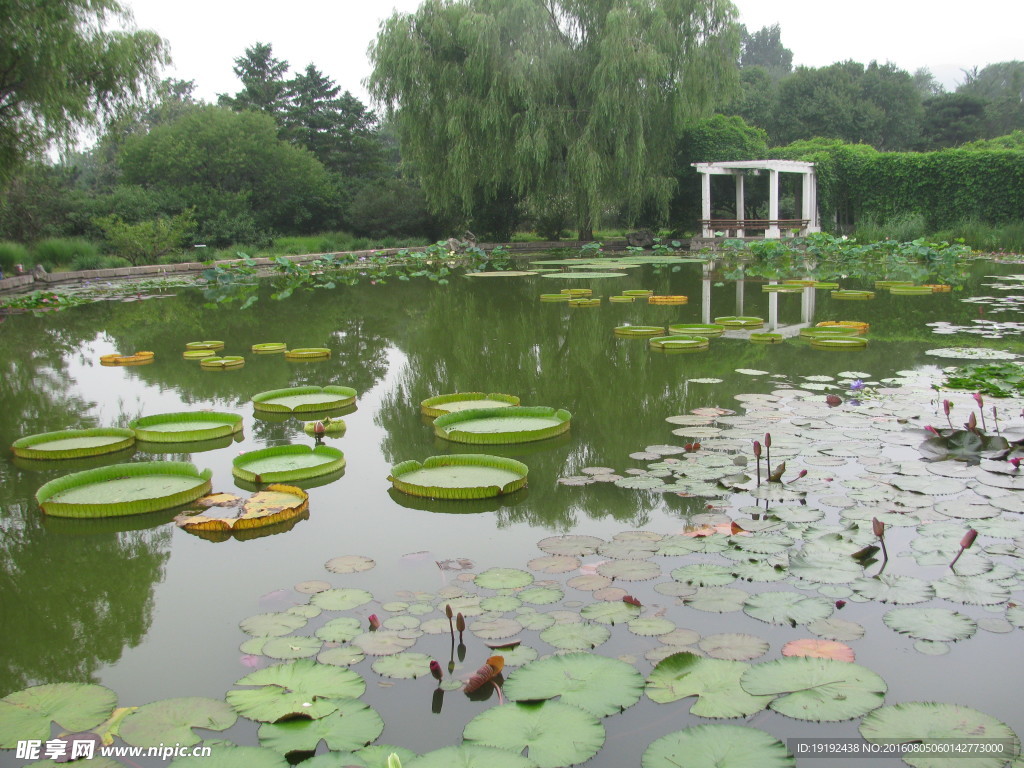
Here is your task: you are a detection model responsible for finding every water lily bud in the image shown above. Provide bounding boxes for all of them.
[943,399,952,416]
[796,469,807,479]
[313,420,326,436]
[753,440,762,458]
[973,392,984,408]
[967,412,978,431]
[368,614,381,630]
[960,529,978,550]
[456,613,466,633]
[826,394,842,407]
[924,425,939,435]
[429,660,443,681]
[1010,458,1021,470]
[872,517,885,539]
[387,753,403,768]
[764,433,772,448]
[445,604,453,619]
[835,600,846,609]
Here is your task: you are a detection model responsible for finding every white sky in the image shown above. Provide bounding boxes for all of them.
[122,0,1022,107]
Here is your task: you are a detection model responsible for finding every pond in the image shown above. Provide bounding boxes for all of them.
[2,256,1024,767]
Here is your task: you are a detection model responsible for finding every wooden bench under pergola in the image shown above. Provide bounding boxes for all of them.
[691,159,821,240]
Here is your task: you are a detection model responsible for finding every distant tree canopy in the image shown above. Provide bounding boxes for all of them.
[369,0,740,239]
[0,0,166,179]
[739,24,792,79]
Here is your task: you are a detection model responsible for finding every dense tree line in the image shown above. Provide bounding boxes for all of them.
[0,0,1022,257]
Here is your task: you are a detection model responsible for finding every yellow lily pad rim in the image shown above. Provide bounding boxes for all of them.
[715,316,764,328]
[284,348,331,360]
[185,340,224,350]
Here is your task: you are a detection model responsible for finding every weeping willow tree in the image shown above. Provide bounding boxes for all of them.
[369,0,740,239]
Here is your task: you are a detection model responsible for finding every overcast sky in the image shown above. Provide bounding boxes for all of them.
[122,0,1022,106]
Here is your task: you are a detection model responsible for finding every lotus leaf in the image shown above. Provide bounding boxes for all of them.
[470,618,523,639]
[539,622,611,651]
[517,612,556,631]
[463,701,605,768]
[580,600,641,624]
[0,683,117,747]
[227,659,365,722]
[409,744,538,768]
[930,575,1010,605]
[596,559,661,581]
[743,592,833,626]
[627,617,676,636]
[258,698,384,755]
[261,636,323,660]
[850,575,934,604]
[641,724,795,768]
[119,697,236,747]
[475,568,534,589]
[233,445,345,484]
[646,652,772,717]
[683,587,749,612]
[503,653,644,717]
[434,407,571,445]
[918,429,1010,464]
[883,607,977,642]
[315,617,362,643]
[671,563,737,587]
[517,586,563,605]
[536,534,604,556]
[781,638,855,661]
[351,631,418,656]
[698,633,770,661]
[11,428,135,460]
[527,555,580,573]
[240,612,308,637]
[370,652,433,679]
[177,485,308,533]
[311,588,374,612]
[322,745,418,768]
[860,702,1020,768]
[807,617,866,642]
[317,648,365,666]
[325,555,376,574]
[481,595,523,611]
[740,657,886,721]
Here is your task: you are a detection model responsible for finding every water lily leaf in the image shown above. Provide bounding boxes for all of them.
[730,560,788,583]
[504,653,644,716]
[463,701,605,768]
[740,657,886,722]
[383,615,420,631]
[805,618,865,642]
[567,574,612,591]
[646,652,772,718]
[258,698,384,755]
[628,617,676,636]
[657,534,729,555]
[517,612,556,631]
[119,697,236,747]
[528,555,580,573]
[683,587,748,613]
[475,568,534,589]
[326,745,418,768]
[517,586,564,605]
[641,724,795,768]
[596,560,661,581]
[580,600,641,624]
[537,535,604,556]
[317,648,365,666]
[598,539,659,559]
[470,618,524,640]
[671,563,737,587]
[310,588,374,611]
[240,612,308,637]
[743,592,833,626]
[295,580,331,594]
[315,617,362,643]
[781,639,855,662]
[261,636,323,660]
[883,607,977,642]
[371,652,434,679]
[860,702,1020,768]
[227,659,365,722]
[930,575,1010,605]
[698,633,769,661]
[892,476,967,495]
[351,631,418,656]
[325,555,376,574]
[287,604,321,619]
[409,744,539,768]
[850,575,935,604]
[539,622,611,651]
[0,683,117,746]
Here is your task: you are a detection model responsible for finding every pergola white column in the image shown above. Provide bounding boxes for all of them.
[692,159,821,239]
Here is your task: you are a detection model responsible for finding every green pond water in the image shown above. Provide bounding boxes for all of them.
[3,258,1024,767]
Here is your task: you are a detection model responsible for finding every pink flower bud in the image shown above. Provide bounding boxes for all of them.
[368,614,381,630]
[943,399,952,416]
[313,420,326,436]
[1010,458,1021,470]
[429,660,443,681]
[764,433,772,448]
[960,529,978,550]
[924,425,939,435]
[967,412,978,431]
[973,392,984,408]
[872,517,885,538]
[753,440,762,458]
[835,600,846,609]
[826,394,842,407]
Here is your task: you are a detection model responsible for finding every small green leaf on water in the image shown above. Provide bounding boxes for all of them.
[119,697,236,747]
[740,657,887,722]
[641,724,795,768]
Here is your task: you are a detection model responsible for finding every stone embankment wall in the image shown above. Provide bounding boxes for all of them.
[0,241,610,296]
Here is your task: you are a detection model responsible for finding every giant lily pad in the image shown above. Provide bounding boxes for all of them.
[227,659,365,722]
[420,392,520,417]
[175,484,308,535]
[233,445,345,483]
[860,702,1020,768]
[389,454,528,499]
[740,657,887,722]
[35,461,212,518]
[503,653,644,717]
[11,428,135,460]
[434,406,571,445]
[252,386,357,413]
[645,652,772,718]
[119,697,236,746]
[129,412,243,443]
[257,698,384,755]
[0,683,117,746]
[462,701,605,768]
[641,724,795,768]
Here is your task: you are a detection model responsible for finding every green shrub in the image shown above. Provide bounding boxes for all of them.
[0,241,30,272]
[32,238,98,269]
[932,220,1024,254]
[852,213,928,243]
[70,254,132,271]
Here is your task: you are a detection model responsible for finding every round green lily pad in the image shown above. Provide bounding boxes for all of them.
[831,290,875,300]
[130,411,243,443]
[740,657,887,722]
[35,461,212,518]
[12,428,135,460]
[284,347,330,360]
[421,392,521,417]
[252,342,287,353]
[667,323,726,336]
[252,386,357,413]
[476,567,534,589]
[715,316,764,328]
[257,698,383,754]
[233,445,345,483]
[0,683,117,747]
[541,271,627,279]
[411,744,539,768]
[434,407,571,445]
[183,349,217,359]
[463,701,605,768]
[648,335,710,350]
[119,697,237,747]
[646,652,772,717]
[504,653,644,717]
[810,337,868,349]
[389,454,528,500]
[185,340,224,350]
[642,724,795,768]
[614,325,666,337]
[200,355,245,369]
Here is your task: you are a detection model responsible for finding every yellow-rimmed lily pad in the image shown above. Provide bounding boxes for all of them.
[200,355,245,369]
[252,342,287,353]
[175,484,308,535]
[12,428,135,460]
[284,347,331,360]
[434,406,571,445]
[185,340,224,350]
[130,411,243,443]
[420,392,521,417]
[390,454,528,500]
[233,445,345,484]
[252,386,357,413]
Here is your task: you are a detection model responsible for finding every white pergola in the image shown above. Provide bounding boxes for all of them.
[691,159,820,239]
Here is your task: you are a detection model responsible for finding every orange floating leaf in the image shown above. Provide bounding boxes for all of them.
[782,638,855,662]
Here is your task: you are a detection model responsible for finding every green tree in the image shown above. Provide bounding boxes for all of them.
[958,61,1024,137]
[739,24,792,79]
[118,105,339,243]
[719,66,776,131]
[0,0,166,179]
[94,209,196,265]
[918,93,988,150]
[218,42,291,119]
[369,0,740,239]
